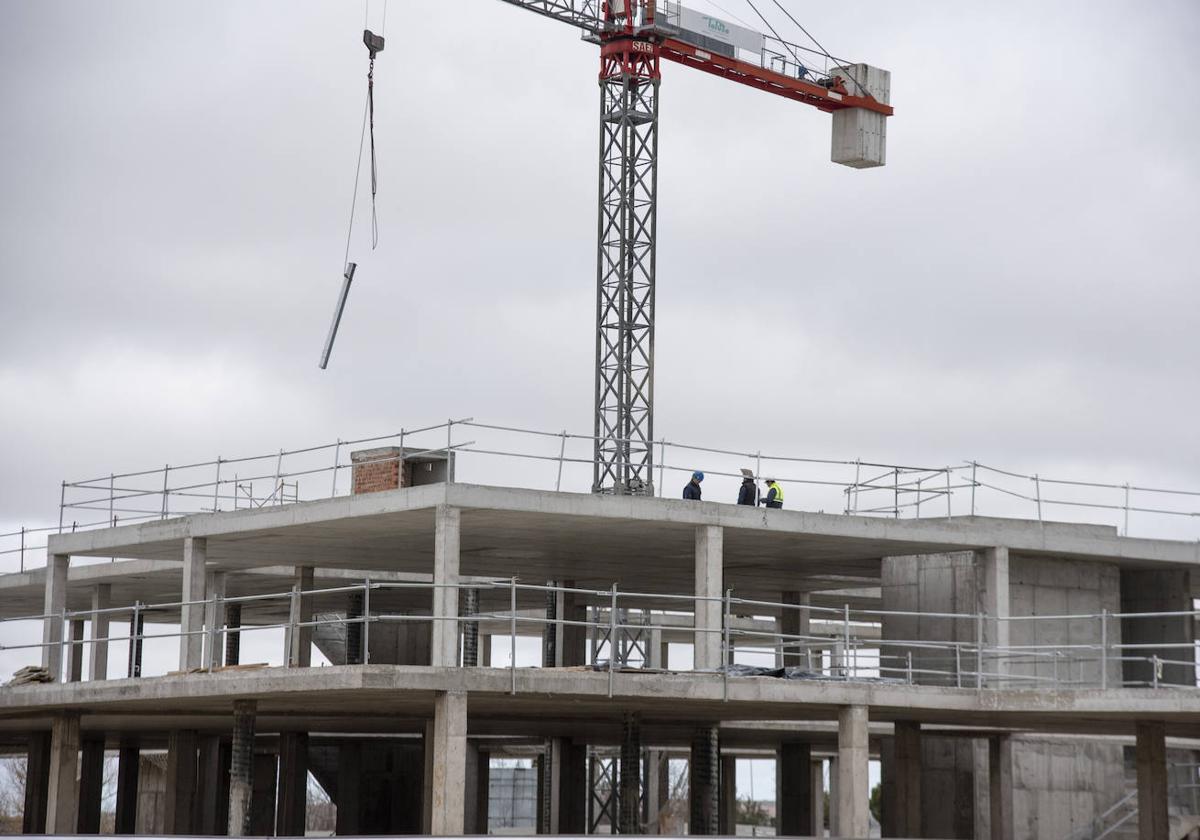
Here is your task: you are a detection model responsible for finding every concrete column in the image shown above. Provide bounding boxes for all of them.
[205,571,226,669]
[689,726,720,835]
[197,734,229,836]
[562,580,588,666]
[23,731,51,834]
[977,546,1010,684]
[428,690,468,834]
[777,742,813,836]
[45,712,81,834]
[180,537,207,671]
[77,736,105,833]
[811,760,824,838]
[464,740,486,834]
[836,706,868,839]
[988,735,1013,840]
[251,752,278,835]
[289,566,314,667]
[543,581,560,668]
[719,754,737,835]
[893,721,921,838]
[619,713,642,834]
[480,633,493,667]
[277,731,309,836]
[462,588,481,666]
[645,749,662,833]
[557,739,588,834]
[694,526,723,670]
[88,584,111,680]
[225,602,242,666]
[68,618,85,682]
[1136,721,1168,840]
[42,553,69,678]
[127,611,145,678]
[228,699,257,837]
[780,591,811,668]
[345,591,364,665]
[114,739,139,834]
[337,741,362,835]
[828,757,838,836]
[164,729,199,834]
[431,506,461,668]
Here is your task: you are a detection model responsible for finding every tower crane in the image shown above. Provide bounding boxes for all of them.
[493,1,892,496]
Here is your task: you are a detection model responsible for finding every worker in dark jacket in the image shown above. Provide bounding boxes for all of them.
[759,478,784,509]
[736,469,757,506]
[683,471,704,500]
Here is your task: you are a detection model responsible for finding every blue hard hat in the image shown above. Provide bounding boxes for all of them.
[693,471,704,481]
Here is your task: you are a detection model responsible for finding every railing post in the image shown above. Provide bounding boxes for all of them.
[286,584,300,667]
[207,591,223,672]
[59,481,66,533]
[273,449,284,505]
[850,458,861,514]
[608,584,618,698]
[511,577,518,695]
[1100,609,1108,690]
[843,604,851,679]
[945,467,952,517]
[556,430,567,492]
[331,439,341,497]
[213,459,222,513]
[722,588,732,701]
[161,464,170,519]
[19,527,24,573]
[1034,473,1042,521]
[1152,655,1160,689]
[658,439,667,498]
[975,612,984,689]
[109,473,115,525]
[906,651,913,685]
[128,601,142,678]
[955,643,962,688]
[1123,482,1130,536]
[915,476,923,518]
[446,419,454,483]
[362,577,371,665]
[970,461,977,516]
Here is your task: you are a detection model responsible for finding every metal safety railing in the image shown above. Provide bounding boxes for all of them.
[4,417,1197,574]
[3,580,1197,698]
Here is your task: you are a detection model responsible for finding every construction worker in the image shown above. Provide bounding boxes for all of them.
[759,478,784,509]
[683,471,704,500]
[736,469,757,506]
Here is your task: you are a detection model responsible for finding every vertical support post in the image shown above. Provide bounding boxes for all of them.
[971,461,978,515]
[42,553,69,680]
[608,583,618,696]
[290,566,314,667]
[1034,473,1042,521]
[346,589,363,665]
[363,575,371,664]
[989,735,1014,840]
[19,526,25,572]
[205,572,226,671]
[213,459,222,512]
[719,753,737,836]
[88,584,111,681]
[836,705,868,839]
[228,699,257,837]
[127,603,144,678]
[892,722,921,838]
[689,725,719,835]
[276,731,309,837]
[556,430,568,491]
[67,619,85,682]
[619,713,642,835]
[23,731,51,835]
[512,578,519,693]
[811,759,825,838]
[429,690,468,835]
[77,736,105,834]
[114,739,139,834]
[164,730,198,835]
[1100,608,1109,690]
[694,526,723,670]
[978,546,1010,687]
[161,464,170,519]
[45,712,82,834]
[431,505,460,668]
[331,439,341,497]
[777,742,814,836]
[179,537,207,671]
[462,587,480,667]
[224,602,242,667]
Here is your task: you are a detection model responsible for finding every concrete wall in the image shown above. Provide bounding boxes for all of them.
[1006,737,1125,839]
[135,755,167,835]
[920,736,977,839]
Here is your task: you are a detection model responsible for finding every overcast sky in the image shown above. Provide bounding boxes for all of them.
[2,0,1198,546]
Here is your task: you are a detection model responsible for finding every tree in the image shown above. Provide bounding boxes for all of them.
[869,782,882,822]
[736,794,773,828]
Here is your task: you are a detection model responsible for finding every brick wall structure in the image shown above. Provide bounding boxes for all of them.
[351,447,413,495]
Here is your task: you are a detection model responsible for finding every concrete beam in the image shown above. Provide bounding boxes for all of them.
[694,526,723,671]
[228,699,256,837]
[836,705,868,838]
[429,690,468,835]
[42,554,68,678]
[77,735,105,833]
[1136,721,1168,840]
[88,584,111,680]
[179,537,206,671]
[164,729,198,834]
[777,742,813,836]
[431,506,460,668]
[45,712,81,835]
[23,731,51,834]
[988,735,1013,840]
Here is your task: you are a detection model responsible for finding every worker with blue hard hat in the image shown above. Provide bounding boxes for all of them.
[683,471,704,500]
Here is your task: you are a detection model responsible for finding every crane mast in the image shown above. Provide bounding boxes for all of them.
[496,0,891,496]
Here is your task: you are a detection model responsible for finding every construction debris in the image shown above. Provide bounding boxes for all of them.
[6,665,53,686]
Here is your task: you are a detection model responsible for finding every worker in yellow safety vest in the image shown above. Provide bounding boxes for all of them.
[759,479,784,509]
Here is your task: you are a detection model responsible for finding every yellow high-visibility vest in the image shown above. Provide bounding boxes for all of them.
[768,481,784,502]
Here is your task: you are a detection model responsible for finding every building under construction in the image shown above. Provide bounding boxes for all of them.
[0,425,1198,840]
